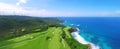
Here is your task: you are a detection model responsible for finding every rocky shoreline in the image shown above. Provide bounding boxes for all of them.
[70,28,100,49]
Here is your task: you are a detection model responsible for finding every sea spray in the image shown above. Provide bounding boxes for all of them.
[71,28,100,49]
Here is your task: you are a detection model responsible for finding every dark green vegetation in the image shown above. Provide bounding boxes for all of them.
[0,15,88,49]
[0,15,63,41]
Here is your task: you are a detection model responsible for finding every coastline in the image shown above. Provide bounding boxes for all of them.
[71,28,100,49]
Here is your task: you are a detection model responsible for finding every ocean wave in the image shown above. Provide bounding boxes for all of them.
[71,28,100,49]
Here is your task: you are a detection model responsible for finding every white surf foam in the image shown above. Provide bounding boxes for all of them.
[71,28,100,49]
[76,24,80,26]
[70,24,74,26]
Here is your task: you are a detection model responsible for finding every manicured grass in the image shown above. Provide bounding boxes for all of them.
[63,27,72,38]
[0,27,88,49]
[48,28,62,49]
[0,27,71,49]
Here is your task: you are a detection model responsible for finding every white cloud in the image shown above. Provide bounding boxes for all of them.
[0,2,120,17]
[116,11,120,14]
[0,3,24,15]
[16,0,28,6]
[0,2,77,17]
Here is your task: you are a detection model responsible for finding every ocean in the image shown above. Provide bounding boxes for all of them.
[59,17,120,49]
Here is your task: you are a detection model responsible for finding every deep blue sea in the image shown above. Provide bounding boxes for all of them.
[59,17,120,49]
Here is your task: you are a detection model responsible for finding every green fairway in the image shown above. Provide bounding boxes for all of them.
[0,27,88,49]
[0,15,88,49]
[63,27,72,38]
[0,27,71,49]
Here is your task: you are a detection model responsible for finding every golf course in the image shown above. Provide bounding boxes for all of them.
[0,27,88,49]
[0,16,88,49]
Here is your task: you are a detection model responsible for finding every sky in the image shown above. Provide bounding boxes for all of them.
[0,0,120,17]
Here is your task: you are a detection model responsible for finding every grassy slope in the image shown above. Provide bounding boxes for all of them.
[0,27,88,49]
[64,27,88,49]
[0,27,71,49]
[63,27,72,38]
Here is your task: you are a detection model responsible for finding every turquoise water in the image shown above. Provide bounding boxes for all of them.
[60,17,120,49]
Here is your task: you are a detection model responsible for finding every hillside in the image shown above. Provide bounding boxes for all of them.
[0,15,88,49]
[0,15,63,41]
